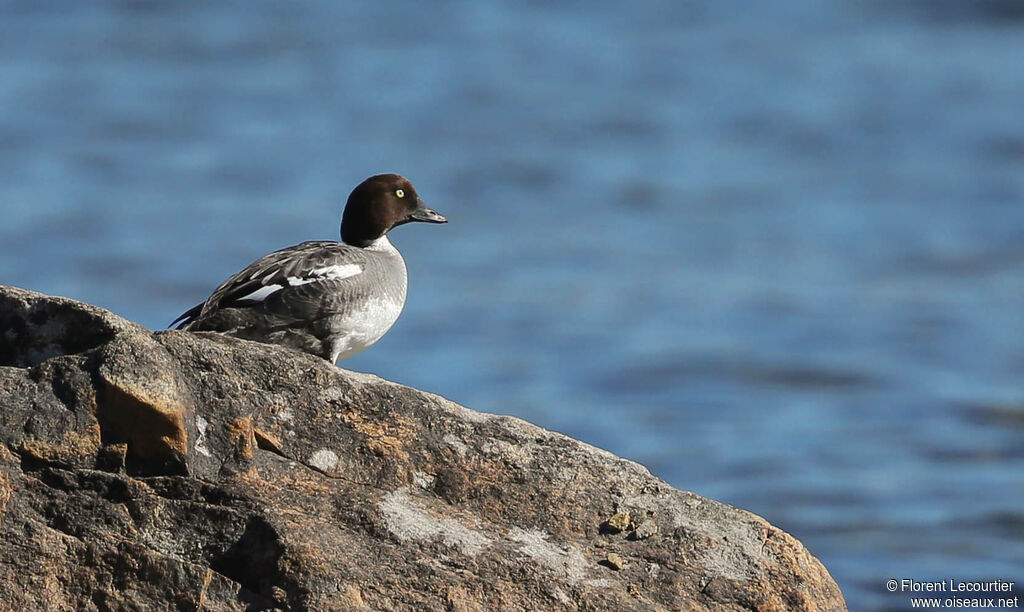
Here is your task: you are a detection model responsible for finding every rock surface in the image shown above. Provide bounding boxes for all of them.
[0,285,848,611]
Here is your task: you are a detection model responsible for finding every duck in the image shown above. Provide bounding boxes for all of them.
[171,173,446,363]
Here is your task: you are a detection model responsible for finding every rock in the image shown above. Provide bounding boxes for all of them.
[631,519,659,541]
[603,552,626,571]
[0,285,849,611]
[601,511,632,534]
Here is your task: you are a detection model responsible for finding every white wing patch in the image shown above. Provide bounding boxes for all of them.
[236,284,284,302]
[288,263,362,286]
[235,263,363,302]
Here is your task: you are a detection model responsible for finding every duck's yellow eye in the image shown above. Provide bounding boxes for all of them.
[396,189,405,198]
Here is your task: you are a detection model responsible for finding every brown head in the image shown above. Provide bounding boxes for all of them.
[340,174,447,247]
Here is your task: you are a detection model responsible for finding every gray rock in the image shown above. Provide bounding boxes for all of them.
[631,519,659,541]
[0,285,848,611]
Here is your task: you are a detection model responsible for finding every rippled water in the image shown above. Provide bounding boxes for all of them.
[2,2,1023,609]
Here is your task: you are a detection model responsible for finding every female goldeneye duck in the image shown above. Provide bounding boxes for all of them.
[171,174,447,363]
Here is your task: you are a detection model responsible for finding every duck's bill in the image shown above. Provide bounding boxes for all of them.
[410,201,447,224]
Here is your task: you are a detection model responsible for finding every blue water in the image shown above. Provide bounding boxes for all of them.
[2,2,1023,609]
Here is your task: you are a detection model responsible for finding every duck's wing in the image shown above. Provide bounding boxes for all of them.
[171,241,371,329]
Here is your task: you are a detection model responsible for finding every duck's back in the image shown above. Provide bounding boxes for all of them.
[175,238,408,362]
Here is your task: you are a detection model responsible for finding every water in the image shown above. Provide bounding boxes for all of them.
[2,2,1023,609]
